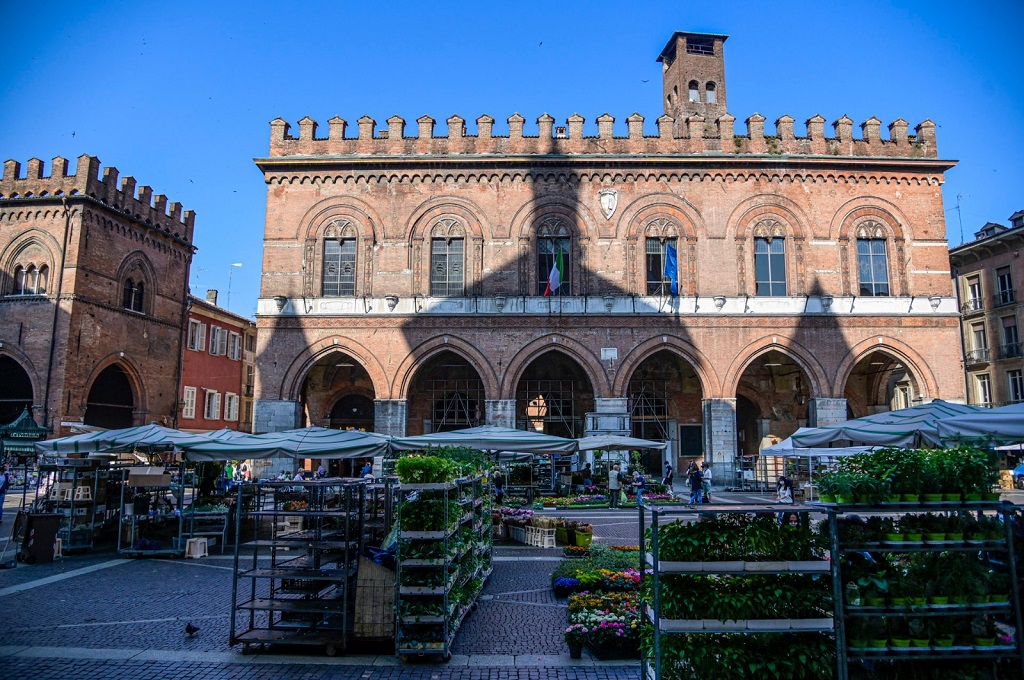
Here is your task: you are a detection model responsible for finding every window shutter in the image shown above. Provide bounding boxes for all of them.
[198,324,207,351]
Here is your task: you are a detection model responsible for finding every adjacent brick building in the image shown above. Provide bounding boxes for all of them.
[180,291,257,433]
[0,155,195,435]
[253,31,965,482]
[949,211,1024,406]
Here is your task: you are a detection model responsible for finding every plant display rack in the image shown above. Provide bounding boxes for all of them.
[642,504,837,680]
[395,474,492,660]
[825,500,1024,679]
[230,479,368,656]
[39,459,116,552]
[117,467,185,556]
[181,505,230,553]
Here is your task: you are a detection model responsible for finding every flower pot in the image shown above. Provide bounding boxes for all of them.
[556,527,567,544]
[890,597,909,607]
[911,638,930,648]
[575,531,593,547]
[889,638,911,649]
[911,596,928,606]
[932,637,954,648]
[865,597,886,607]
[948,595,968,605]
[928,596,949,605]
[868,638,888,649]
[848,638,867,649]
[836,494,856,505]
[884,533,905,543]
[818,494,836,504]
[901,493,920,503]
[973,637,996,647]
[988,593,1010,603]
[924,532,947,543]
[946,532,964,542]
[983,492,1002,502]
[963,493,982,502]
[942,493,962,503]
[567,643,583,659]
[905,533,923,542]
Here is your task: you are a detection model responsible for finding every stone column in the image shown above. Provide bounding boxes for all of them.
[485,399,516,428]
[254,399,301,434]
[810,398,847,427]
[702,398,737,486]
[374,399,407,437]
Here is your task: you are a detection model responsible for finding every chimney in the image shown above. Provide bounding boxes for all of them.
[206,289,219,306]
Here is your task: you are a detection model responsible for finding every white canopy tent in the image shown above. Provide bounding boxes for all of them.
[576,434,667,451]
[936,402,1024,444]
[786,400,981,448]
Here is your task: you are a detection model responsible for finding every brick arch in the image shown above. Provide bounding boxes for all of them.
[1,228,61,294]
[829,199,911,297]
[405,198,488,296]
[82,354,147,423]
[720,338,830,400]
[833,337,939,402]
[501,335,609,399]
[613,335,720,397]
[508,197,598,296]
[298,198,384,299]
[297,196,384,244]
[115,251,158,313]
[392,336,500,402]
[618,194,704,295]
[726,195,813,296]
[280,337,389,403]
[0,346,42,404]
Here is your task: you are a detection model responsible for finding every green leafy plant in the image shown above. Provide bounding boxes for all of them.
[395,455,460,484]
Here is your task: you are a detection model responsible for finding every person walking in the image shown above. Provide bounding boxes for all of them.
[701,461,713,502]
[687,462,704,505]
[633,470,646,506]
[662,461,673,489]
[608,464,622,508]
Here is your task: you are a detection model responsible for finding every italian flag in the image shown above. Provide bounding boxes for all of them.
[544,248,565,296]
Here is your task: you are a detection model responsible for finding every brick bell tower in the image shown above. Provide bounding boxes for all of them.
[658,31,729,129]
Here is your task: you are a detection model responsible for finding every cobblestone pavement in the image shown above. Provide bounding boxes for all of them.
[0,490,845,678]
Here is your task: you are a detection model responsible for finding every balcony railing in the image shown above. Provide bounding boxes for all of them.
[995,289,1016,307]
[965,348,991,365]
[1001,342,1022,359]
[961,298,985,315]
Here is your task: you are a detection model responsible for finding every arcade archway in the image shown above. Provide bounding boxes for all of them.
[85,365,135,428]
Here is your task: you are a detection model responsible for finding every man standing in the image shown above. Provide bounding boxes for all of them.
[701,461,713,502]
[687,462,704,505]
[662,461,674,488]
[0,464,10,523]
[608,464,621,508]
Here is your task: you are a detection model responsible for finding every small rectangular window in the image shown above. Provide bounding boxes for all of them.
[996,267,1014,306]
[204,391,221,420]
[229,332,241,360]
[975,374,992,406]
[857,238,890,296]
[1009,370,1024,403]
[430,237,465,296]
[182,386,196,419]
[646,237,677,294]
[754,237,786,296]
[224,393,239,421]
[323,238,357,296]
[187,320,203,351]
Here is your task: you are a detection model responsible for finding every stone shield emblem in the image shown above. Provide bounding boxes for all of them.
[598,189,618,220]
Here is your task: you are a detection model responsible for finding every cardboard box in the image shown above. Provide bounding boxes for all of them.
[127,466,172,487]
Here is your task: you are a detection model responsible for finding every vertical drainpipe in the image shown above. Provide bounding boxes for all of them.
[173,249,195,429]
[951,264,971,404]
[42,197,74,430]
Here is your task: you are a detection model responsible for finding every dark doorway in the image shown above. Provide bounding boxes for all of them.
[329,394,375,431]
[515,350,594,438]
[85,365,135,428]
[0,356,33,425]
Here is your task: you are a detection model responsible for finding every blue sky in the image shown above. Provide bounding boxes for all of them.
[2,0,1022,318]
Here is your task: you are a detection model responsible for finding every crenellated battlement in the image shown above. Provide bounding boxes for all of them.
[266,113,938,160]
[0,154,195,241]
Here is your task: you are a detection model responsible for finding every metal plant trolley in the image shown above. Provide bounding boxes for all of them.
[395,474,492,660]
[230,479,368,656]
[117,465,186,556]
[641,503,836,680]
[38,458,117,552]
[826,500,1024,679]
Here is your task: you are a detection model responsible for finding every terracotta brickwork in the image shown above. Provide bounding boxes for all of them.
[0,155,195,435]
[253,32,965,473]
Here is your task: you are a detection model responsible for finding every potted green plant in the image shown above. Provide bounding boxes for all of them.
[564,623,588,658]
[971,615,996,647]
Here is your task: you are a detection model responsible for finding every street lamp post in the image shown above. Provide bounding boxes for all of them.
[227,262,242,308]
